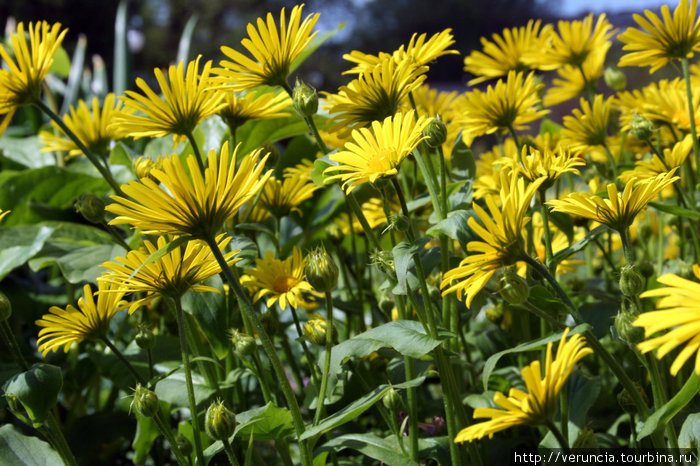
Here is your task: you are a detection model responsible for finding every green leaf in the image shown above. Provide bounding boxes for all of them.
[60,34,87,115]
[301,377,425,440]
[176,15,198,65]
[639,372,700,440]
[0,424,62,466]
[235,402,295,441]
[578,300,618,339]
[549,225,606,267]
[679,413,700,449]
[650,202,700,220]
[539,118,563,136]
[392,241,420,295]
[0,136,53,169]
[132,414,160,464]
[235,114,327,157]
[317,434,418,466]
[154,370,216,408]
[109,141,136,167]
[49,45,71,78]
[311,155,335,186]
[0,224,55,280]
[182,276,229,359]
[426,210,477,244]
[113,0,128,95]
[226,235,259,268]
[481,324,590,391]
[451,132,475,182]
[290,22,346,73]
[4,364,63,427]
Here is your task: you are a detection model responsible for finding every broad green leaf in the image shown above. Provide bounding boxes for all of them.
[481,324,590,391]
[0,136,53,168]
[540,118,563,136]
[391,243,441,296]
[301,377,425,440]
[41,244,125,284]
[650,201,700,220]
[49,45,71,78]
[426,210,477,244]
[527,285,568,315]
[132,414,159,464]
[235,114,327,157]
[290,22,346,73]
[235,402,295,441]
[4,364,62,427]
[679,413,700,449]
[317,434,417,466]
[639,372,700,440]
[182,276,229,359]
[279,135,318,174]
[176,14,199,65]
[311,155,335,186]
[226,235,258,268]
[60,34,87,114]
[567,372,601,428]
[109,141,136,167]
[451,132,475,182]
[549,225,606,267]
[578,300,618,339]
[144,135,185,160]
[0,424,62,466]
[392,240,420,294]
[154,370,216,408]
[0,224,55,280]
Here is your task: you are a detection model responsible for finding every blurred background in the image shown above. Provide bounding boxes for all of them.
[0,0,672,92]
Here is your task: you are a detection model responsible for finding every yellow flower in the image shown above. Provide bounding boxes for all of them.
[473,139,518,201]
[441,171,545,307]
[543,43,609,107]
[619,134,693,183]
[526,14,614,69]
[457,71,548,145]
[35,281,127,356]
[464,20,551,85]
[217,89,291,131]
[532,212,585,275]
[0,210,10,222]
[259,174,320,217]
[619,0,700,73]
[548,171,679,231]
[499,144,585,188]
[241,247,314,310]
[635,265,700,375]
[107,141,271,238]
[40,94,128,158]
[215,4,319,90]
[112,56,224,144]
[283,159,315,181]
[324,111,430,193]
[617,78,700,132]
[0,21,68,135]
[455,328,591,442]
[560,95,615,155]
[100,235,238,314]
[324,57,426,135]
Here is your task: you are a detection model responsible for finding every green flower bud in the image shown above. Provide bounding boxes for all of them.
[304,245,339,292]
[292,79,319,117]
[618,381,647,410]
[498,270,530,305]
[303,318,328,346]
[231,329,256,356]
[619,264,644,297]
[75,193,105,224]
[135,325,155,350]
[131,384,159,418]
[638,261,654,279]
[382,387,404,411]
[388,214,410,233]
[615,303,644,345]
[573,426,599,449]
[629,113,655,141]
[423,115,447,148]
[604,67,627,91]
[205,400,236,441]
[0,292,12,321]
[370,250,395,277]
[175,434,193,457]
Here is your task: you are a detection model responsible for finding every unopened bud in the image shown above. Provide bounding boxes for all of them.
[304,245,339,292]
[292,79,319,117]
[423,115,447,148]
[231,329,256,356]
[615,302,644,345]
[638,261,654,279]
[75,194,105,224]
[303,317,329,345]
[0,292,11,321]
[619,264,644,297]
[604,67,627,91]
[388,214,410,233]
[175,434,192,456]
[134,156,159,181]
[382,387,404,411]
[498,270,530,305]
[205,400,236,441]
[629,113,655,141]
[371,250,395,276]
[135,325,155,350]
[131,384,159,418]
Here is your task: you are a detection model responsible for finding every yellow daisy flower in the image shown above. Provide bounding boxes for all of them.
[618,0,700,73]
[455,328,591,442]
[40,94,128,158]
[324,111,431,193]
[324,57,426,134]
[560,95,616,155]
[259,174,320,217]
[502,144,585,188]
[548,171,679,231]
[241,247,314,310]
[464,20,551,85]
[215,4,319,90]
[543,42,609,107]
[617,78,700,132]
[619,134,693,183]
[35,281,127,356]
[0,21,68,135]
[217,89,291,132]
[526,13,614,69]
[441,171,545,307]
[107,141,271,238]
[100,235,238,314]
[457,71,548,145]
[112,55,224,144]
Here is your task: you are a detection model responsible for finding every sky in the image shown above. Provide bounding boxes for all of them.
[557,0,673,16]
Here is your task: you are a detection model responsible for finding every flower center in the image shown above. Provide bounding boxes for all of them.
[272,274,298,293]
[366,149,396,174]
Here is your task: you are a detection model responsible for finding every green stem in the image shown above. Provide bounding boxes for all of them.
[1,320,29,370]
[101,336,146,385]
[314,291,335,425]
[539,190,555,272]
[33,99,123,195]
[619,228,635,265]
[172,297,206,466]
[44,413,79,466]
[546,420,571,453]
[222,438,240,466]
[289,306,320,389]
[602,142,619,182]
[647,371,700,438]
[203,236,311,466]
[280,81,329,155]
[152,411,190,465]
[681,57,700,177]
[186,131,205,173]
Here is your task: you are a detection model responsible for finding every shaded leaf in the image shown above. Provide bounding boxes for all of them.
[0,424,62,466]
[317,434,417,466]
[0,224,55,280]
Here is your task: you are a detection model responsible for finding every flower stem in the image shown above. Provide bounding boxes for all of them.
[186,131,206,173]
[44,413,79,466]
[681,57,700,178]
[222,437,240,466]
[314,291,335,425]
[538,190,555,272]
[289,306,320,389]
[171,297,206,466]
[203,235,312,466]
[280,81,329,154]
[33,99,123,195]
[546,420,571,453]
[101,336,146,385]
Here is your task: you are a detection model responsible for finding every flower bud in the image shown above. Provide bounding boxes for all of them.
[0,292,12,321]
[292,79,319,117]
[629,113,655,141]
[615,304,644,345]
[619,264,644,297]
[604,67,627,91]
[573,426,599,449]
[134,156,159,181]
[135,325,155,350]
[371,250,395,277]
[388,214,410,233]
[638,261,654,279]
[75,193,105,224]
[303,317,329,346]
[498,270,530,305]
[304,245,339,292]
[175,434,192,457]
[382,387,404,411]
[231,329,256,356]
[423,115,447,148]
[205,400,236,441]
[131,384,159,418]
